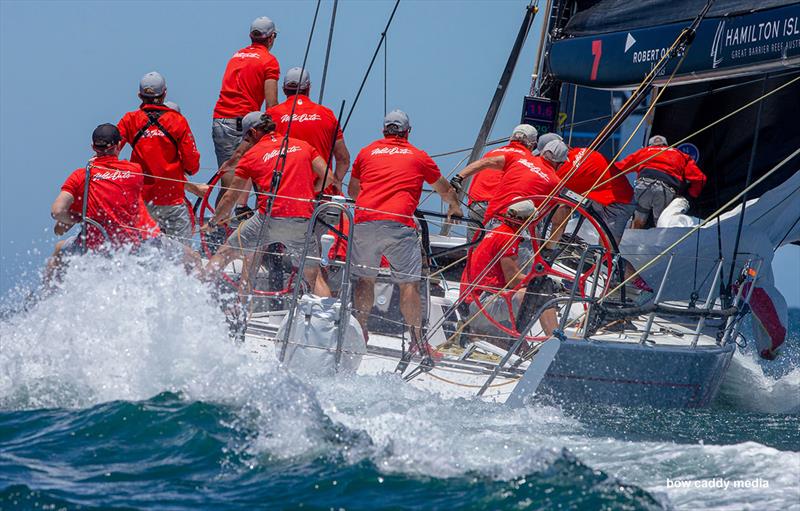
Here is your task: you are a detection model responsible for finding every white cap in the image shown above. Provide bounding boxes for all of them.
[511,124,538,147]
[542,139,569,163]
[649,135,668,146]
[242,111,270,133]
[250,16,277,38]
[139,71,166,98]
[507,199,537,219]
[536,132,563,154]
[283,67,311,89]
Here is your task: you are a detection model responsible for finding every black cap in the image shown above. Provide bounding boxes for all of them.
[92,123,122,148]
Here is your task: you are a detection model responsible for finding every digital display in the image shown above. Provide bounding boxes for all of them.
[521,96,559,134]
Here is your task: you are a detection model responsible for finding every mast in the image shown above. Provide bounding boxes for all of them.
[444,2,538,234]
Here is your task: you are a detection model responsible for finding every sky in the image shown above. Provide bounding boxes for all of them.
[1,0,798,306]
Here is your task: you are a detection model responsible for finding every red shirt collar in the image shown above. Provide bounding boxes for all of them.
[139,103,171,112]
[507,140,531,152]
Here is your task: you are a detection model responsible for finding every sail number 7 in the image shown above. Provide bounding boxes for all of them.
[591,39,602,81]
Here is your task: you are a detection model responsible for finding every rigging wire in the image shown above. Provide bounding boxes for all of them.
[318,0,339,104]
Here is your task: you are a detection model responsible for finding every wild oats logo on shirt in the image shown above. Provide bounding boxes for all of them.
[92,170,133,181]
[261,145,302,162]
[280,113,322,123]
[370,147,413,156]
[233,52,261,59]
[494,147,526,154]
[518,159,551,180]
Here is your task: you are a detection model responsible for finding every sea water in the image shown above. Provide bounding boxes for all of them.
[0,251,798,510]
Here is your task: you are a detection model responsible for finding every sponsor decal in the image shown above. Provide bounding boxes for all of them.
[280,113,322,123]
[140,128,166,139]
[261,145,303,162]
[624,33,636,53]
[677,142,700,162]
[492,147,526,154]
[518,158,551,180]
[710,20,726,68]
[92,169,133,181]
[370,147,413,156]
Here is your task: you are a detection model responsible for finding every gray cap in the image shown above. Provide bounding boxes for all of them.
[242,111,270,133]
[536,132,563,154]
[510,124,538,147]
[506,199,537,219]
[283,67,311,90]
[649,135,668,146]
[139,71,166,98]
[164,101,181,113]
[542,139,569,163]
[383,109,410,132]
[250,16,277,38]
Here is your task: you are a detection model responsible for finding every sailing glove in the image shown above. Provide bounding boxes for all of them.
[450,175,464,193]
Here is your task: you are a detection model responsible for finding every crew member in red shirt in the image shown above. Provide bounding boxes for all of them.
[205,112,330,296]
[348,110,461,346]
[165,101,209,200]
[118,72,200,242]
[557,145,634,246]
[480,139,566,224]
[451,124,538,242]
[45,125,153,284]
[268,67,350,195]
[616,135,706,228]
[460,200,557,340]
[212,16,280,169]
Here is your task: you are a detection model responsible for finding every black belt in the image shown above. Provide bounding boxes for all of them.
[235,117,243,131]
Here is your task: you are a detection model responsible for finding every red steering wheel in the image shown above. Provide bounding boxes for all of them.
[463,194,615,341]
[197,171,296,295]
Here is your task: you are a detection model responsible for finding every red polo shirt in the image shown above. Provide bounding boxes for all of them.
[468,141,532,204]
[118,104,201,206]
[483,155,559,222]
[557,147,633,206]
[61,156,146,249]
[460,223,521,303]
[213,44,280,119]
[617,145,706,198]
[351,136,441,227]
[235,134,320,218]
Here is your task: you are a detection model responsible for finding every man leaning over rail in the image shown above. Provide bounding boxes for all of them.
[204,112,331,297]
[617,135,706,228]
[348,110,461,346]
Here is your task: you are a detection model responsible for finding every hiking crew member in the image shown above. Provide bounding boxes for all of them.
[118,72,201,241]
[451,125,538,241]
[349,110,461,344]
[617,135,707,228]
[557,145,635,246]
[460,200,557,339]
[205,112,330,296]
[268,67,350,195]
[212,16,280,168]
[480,139,565,224]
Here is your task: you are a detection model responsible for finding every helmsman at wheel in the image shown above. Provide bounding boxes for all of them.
[204,112,331,296]
[348,110,461,345]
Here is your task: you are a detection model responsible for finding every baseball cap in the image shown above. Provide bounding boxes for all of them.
[139,71,166,98]
[383,109,410,132]
[242,111,272,133]
[536,132,563,154]
[511,124,538,146]
[507,199,537,219]
[250,16,277,38]
[649,135,668,146]
[542,139,569,163]
[164,101,181,113]
[92,123,122,148]
[283,67,311,89]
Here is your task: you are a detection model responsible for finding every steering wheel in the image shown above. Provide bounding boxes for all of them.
[197,171,297,296]
[463,194,615,341]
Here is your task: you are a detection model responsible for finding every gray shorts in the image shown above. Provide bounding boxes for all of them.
[588,200,635,246]
[146,203,193,242]
[467,201,488,243]
[634,177,677,224]
[212,117,243,167]
[351,220,422,283]
[226,214,318,263]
